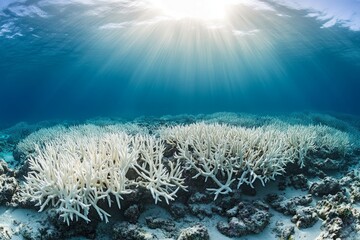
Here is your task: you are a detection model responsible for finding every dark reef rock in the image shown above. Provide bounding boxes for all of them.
[0,176,18,204]
[188,192,212,204]
[316,192,350,220]
[186,193,214,219]
[266,194,312,216]
[340,170,360,203]
[311,158,346,171]
[0,160,18,205]
[145,217,176,232]
[113,222,156,240]
[214,195,240,211]
[177,223,209,240]
[272,221,295,240]
[47,209,98,239]
[168,202,188,219]
[124,204,141,224]
[317,217,344,240]
[216,201,271,237]
[291,206,318,228]
[217,218,248,237]
[316,192,360,239]
[289,174,309,191]
[309,177,341,197]
[189,204,212,219]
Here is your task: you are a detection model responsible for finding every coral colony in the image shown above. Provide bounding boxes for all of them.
[21,122,350,225]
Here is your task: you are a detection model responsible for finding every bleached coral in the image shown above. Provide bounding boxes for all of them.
[23,132,136,224]
[22,121,351,224]
[132,135,187,204]
[161,122,351,199]
[16,125,67,157]
[16,124,149,158]
[22,127,184,225]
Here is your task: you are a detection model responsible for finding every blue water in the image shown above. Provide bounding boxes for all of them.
[1,1,360,126]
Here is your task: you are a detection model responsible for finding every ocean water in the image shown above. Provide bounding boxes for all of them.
[2,2,360,238]
[1,0,360,126]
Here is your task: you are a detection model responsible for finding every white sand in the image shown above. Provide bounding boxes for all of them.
[0,151,16,168]
[0,207,47,240]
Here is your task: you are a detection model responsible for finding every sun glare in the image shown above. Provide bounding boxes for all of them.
[149,0,230,20]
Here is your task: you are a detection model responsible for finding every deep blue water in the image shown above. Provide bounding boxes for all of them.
[1,0,360,126]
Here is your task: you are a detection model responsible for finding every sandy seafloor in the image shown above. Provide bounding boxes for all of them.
[0,111,360,240]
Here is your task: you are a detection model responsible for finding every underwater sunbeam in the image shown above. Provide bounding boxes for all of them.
[149,0,230,20]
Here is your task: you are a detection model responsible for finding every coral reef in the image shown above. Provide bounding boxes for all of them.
[272,221,295,240]
[266,194,313,216]
[178,224,210,240]
[22,127,185,224]
[309,177,342,197]
[20,120,352,225]
[0,112,359,239]
[316,192,360,239]
[291,206,318,228]
[216,200,271,237]
[289,174,309,190]
[145,217,176,232]
[0,160,18,205]
[113,222,156,240]
[161,122,350,199]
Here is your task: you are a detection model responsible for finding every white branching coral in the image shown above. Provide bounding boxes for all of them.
[22,121,351,224]
[281,124,350,167]
[161,122,351,200]
[22,126,185,225]
[23,132,137,224]
[132,135,187,204]
[16,123,148,157]
[16,125,67,157]
[161,123,291,199]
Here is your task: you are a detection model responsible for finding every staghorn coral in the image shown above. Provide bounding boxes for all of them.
[16,123,149,159]
[132,134,187,204]
[161,122,350,199]
[22,122,351,224]
[22,128,184,225]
